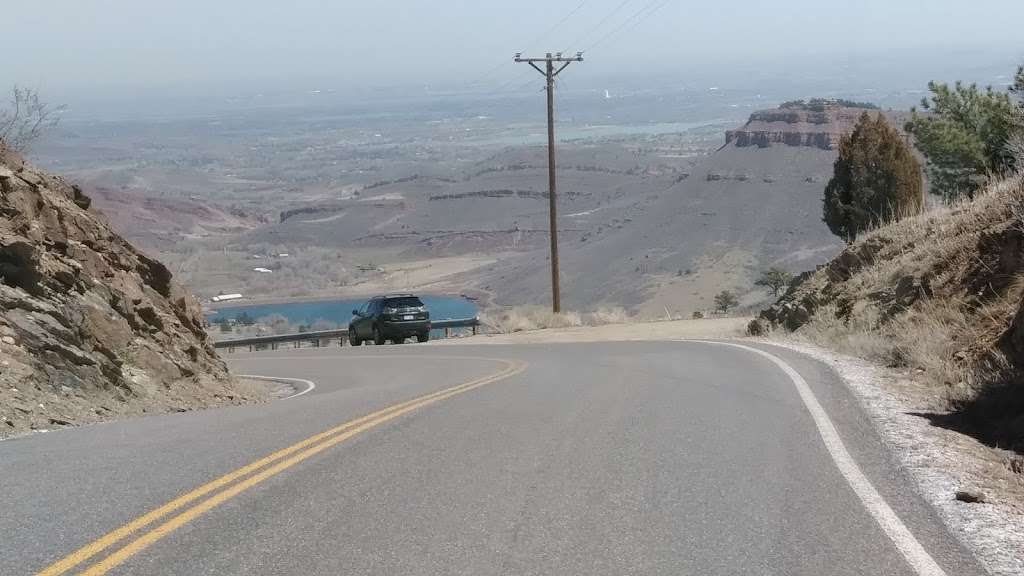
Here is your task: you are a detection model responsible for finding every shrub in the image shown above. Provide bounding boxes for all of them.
[714,290,739,313]
[0,87,64,153]
[586,306,629,325]
[824,112,923,242]
[747,318,768,336]
[479,306,583,333]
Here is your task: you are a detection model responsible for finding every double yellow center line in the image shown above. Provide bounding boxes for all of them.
[39,357,526,576]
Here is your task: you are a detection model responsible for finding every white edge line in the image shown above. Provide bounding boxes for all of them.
[238,375,316,400]
[689,340,948,576]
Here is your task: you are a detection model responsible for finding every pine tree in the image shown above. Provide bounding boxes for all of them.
[905,79,1018,200]
[823,112,923,242]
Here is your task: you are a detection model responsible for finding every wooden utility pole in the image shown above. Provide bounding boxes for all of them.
[514,52,582,313]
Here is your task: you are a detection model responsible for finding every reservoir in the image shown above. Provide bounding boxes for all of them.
[207,295,478,333]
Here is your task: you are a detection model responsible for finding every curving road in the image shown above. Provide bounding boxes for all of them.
[1,341,986,575]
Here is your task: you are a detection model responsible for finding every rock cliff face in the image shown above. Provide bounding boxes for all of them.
[0,146,263,437]
[726,102,907,151]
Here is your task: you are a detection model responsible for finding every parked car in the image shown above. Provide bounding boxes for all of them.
[349,294,430,345]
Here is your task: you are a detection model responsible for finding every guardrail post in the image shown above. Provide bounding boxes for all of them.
[445,327,450,338]
[472,324,478,335]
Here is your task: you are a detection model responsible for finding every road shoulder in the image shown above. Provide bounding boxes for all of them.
[752,337,1024,576]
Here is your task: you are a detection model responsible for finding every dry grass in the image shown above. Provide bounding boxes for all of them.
[768,171,1024,447]
[587,306,631,325]
[479,305,631,334]
[480,306,583,333]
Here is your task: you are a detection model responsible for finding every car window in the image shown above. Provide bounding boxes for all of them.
[384,297,424,308]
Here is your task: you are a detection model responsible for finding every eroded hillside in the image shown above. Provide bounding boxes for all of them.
[756,173,1024,452]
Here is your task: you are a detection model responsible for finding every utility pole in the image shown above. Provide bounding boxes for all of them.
[514,51,582,313]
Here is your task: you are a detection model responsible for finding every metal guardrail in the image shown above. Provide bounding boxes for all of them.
[214,317,481,352]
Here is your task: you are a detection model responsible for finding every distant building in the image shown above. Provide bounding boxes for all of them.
[211,293,243,303]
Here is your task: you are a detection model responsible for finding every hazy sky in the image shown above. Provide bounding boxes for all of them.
[6,0,1023,103]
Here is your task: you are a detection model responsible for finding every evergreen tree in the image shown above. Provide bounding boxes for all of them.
[755,267,793,297]
[714,290,739,313]
[824,112,923,242]
[905,79,1018,200]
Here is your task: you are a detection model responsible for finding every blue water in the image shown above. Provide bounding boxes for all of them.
[207,295,477,328]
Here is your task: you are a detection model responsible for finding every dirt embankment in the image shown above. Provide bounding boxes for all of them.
[0,147,266,439]
[753,173,1024,454]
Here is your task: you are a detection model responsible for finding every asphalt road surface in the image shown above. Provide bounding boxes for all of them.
[1,341,987,575]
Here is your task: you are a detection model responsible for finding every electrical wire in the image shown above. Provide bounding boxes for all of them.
[465,0,593,91]
[521,0,590,54]
[583,0,673,53]
[561,0,635,54]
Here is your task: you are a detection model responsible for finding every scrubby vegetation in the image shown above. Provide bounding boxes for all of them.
[780,98,879,111]
[757,169,1024,452]
[0,86,63,153]
[480,305,629,334]
[823,112,923,242]
[752,64,1024,453]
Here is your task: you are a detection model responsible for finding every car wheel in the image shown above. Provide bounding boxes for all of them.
[349,326,361,346]
[372,325,385,346]
[392,337,405,344]
[416,332,429,343]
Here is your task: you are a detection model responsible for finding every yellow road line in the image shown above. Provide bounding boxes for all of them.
[38,358,525,576]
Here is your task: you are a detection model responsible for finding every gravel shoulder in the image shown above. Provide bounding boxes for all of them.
[756,337,1024,576]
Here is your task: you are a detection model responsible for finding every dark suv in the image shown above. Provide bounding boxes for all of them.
[349,294,431,345]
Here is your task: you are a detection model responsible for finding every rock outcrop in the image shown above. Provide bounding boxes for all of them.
[0,145,264,437]
[726,100,908,151]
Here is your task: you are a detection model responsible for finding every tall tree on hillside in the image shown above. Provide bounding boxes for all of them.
[905,77,1018,200]
[755,267,793,297]
[823,112,923,242]
[714,290,739,314]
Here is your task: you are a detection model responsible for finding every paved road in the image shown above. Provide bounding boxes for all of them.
[1,341,986,575]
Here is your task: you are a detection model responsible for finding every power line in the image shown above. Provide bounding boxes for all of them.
[464,0,593,91]
[561,0,635,53]
[582,0,672,53]
[522,0,590,54]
